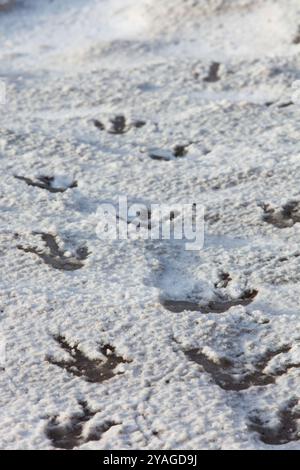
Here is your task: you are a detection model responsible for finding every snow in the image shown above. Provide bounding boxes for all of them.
[1,0,300,450]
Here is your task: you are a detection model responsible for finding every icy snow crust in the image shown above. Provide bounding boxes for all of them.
[1,0,300,449]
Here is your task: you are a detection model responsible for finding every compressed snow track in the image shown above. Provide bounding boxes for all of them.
[1,0,300,450]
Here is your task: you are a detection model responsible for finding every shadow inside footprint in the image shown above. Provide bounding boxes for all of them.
[47,335,130,383]
[293,27,300,44]
[17,232,89,271]
[93,119,105,131]
[204,62,221,83]
[149,140,208,161]
[260,201,300,228]
[249,398,300,445]
[108,115,127,134]
[93,115,145,134]
[185,344,296,391]
[278,101,294,109]
[46,400,117,449]
[14,175,77,193]
[149,144,189,161]
[173,144,189,158]
[161,289,258,314]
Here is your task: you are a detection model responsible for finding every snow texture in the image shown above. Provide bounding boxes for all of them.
[0,0,300,450]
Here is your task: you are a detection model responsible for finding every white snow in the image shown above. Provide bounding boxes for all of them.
[1,0,300,450]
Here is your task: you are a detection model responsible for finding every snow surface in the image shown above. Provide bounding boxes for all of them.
[1,0,300,450]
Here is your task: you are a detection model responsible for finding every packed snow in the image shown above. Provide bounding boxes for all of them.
[0,0,300,450]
